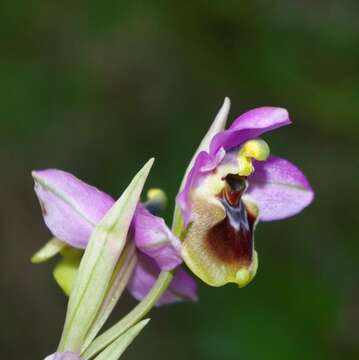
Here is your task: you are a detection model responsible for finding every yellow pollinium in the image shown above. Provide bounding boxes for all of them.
[146,188,167,209]
[238,139,270,176]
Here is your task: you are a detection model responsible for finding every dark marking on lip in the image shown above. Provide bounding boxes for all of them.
[206,174,256,265]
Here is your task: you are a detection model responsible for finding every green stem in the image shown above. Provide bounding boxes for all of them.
[81,270,173,359]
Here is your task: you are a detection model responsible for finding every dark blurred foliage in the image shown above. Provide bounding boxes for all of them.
[0,0,358,359]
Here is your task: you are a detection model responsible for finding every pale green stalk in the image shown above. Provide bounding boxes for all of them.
[82,242,137,350]
[93,320,150,360]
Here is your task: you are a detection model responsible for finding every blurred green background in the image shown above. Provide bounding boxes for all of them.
[1,0,358,359]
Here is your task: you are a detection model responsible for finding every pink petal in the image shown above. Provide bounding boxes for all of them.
[33,169,114,248]
[247,155,314,221]
[127,254,198,306]
[210,107,290,155]
[133,205,182,271]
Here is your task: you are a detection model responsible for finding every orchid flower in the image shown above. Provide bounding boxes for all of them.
[177,100,314,288]
[32,169,197,304]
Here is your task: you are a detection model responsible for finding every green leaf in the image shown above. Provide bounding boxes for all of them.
[81,271,172,359]
[82,242,137,351]
[31,238,66,263]
[93,319,150,360]
[57,158,154,353]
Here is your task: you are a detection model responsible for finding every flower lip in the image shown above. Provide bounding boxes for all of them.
[181,169,259,287]
[207,174,257,267]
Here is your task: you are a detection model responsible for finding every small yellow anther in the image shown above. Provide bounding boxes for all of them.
[237,139,270,176]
